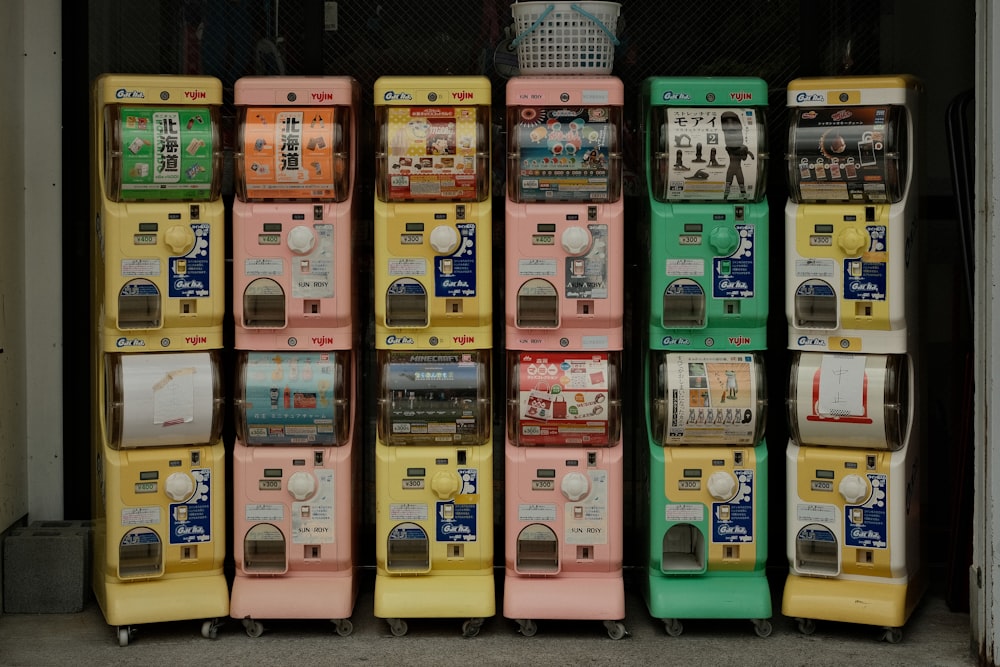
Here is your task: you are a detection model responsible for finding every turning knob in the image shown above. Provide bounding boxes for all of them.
[838,227,868,256]
[164,472,195,502]
[164,225,195,256]
[288,471,316,501]
[560,226,591,255]
[707,471,737,500]
[429,225,460,254]
[561,472,590,502]
[287,225,316,255]
[708,227,740,256]
[839,474,869,504]
[431,471,462,500]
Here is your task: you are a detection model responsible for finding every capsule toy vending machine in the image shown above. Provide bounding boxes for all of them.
[372,76,494,637]
[782,75,924,643]
[229,76,361,638]
[89,74,228,646]
[639,77,772,637]
[502,76,626,640]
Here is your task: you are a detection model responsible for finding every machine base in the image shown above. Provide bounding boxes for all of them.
[645,571,772,621]
[781,572,925,630]
[96,571,229,627]
[374,570,495,619]
[230,572,357,622]
[502,572,625,621]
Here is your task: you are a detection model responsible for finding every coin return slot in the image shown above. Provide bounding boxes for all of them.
[577,546,593,561]
[244,524,287,574]
[305,300,320,314]
[243,278,287,328]
[180,299,196,315]
[661,524,705,572]
[577,300,594,315]
[724,300,740,315]
[516,524,558,573]
[446,299,463,314]
[855,302,873,318]
[306,545,321,560]
[723,545,740,561]
[447,544,464,559]
[181,545,196,561]
[857,549,874,565]
[385,293,428,327]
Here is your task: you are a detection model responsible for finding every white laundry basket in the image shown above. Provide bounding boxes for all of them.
[510,2,621,74]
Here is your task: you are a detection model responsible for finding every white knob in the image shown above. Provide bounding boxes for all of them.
[288,471,316,501]
[839,474,869,504]
[707,471,737,500]
[560,226,591,255]
[429,225,460,254]
[287,225,316,254]
[561,472,590,502]
[164,472,195,502]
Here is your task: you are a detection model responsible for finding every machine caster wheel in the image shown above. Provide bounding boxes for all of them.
[387,618,408,637]
[242,618,264,638]
[663,618,683,637]
[462,618,484,637]
[117,626,134,647]
[796,618,816,636]
[517,619,537,637]
[753,619,773,638]
[881,627,903,644]
[201,619,221,639]
[604,620,628,640]
[332,618,354,637]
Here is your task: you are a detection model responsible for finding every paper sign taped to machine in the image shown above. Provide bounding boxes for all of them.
[517,352,611,446]
[390,503,428,521]
[665,503,704,522]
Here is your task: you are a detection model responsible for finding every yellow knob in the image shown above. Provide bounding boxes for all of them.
[837,227,868,256]
[430,471,461,500]
[164,225,195,256]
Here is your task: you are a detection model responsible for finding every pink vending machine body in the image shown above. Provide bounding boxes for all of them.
[503,76,627,639]
[230,76,361,637]
[504,77,624,352]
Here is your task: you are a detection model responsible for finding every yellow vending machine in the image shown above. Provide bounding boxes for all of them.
[89,74,229,646]
[782,75,924,642]
[372,76,495,637]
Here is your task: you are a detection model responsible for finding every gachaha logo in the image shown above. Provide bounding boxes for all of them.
[184,90,207,100]
[452,335,475,346]
[116,337,146,348]
[386,335,415,345]
[115,88,145,99]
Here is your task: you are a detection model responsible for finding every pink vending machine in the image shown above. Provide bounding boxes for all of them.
[230,76,361,638]
[503,76,626,639]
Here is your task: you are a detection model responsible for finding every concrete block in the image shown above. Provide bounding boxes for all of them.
[4,526,89,613]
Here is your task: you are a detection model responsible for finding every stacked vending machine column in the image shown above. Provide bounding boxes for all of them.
[501,76,627,640]
[781,75,924,643]
[89,74,229,647]
[229,76,361,638]
[638,77,772,637]
[372,76,495,637]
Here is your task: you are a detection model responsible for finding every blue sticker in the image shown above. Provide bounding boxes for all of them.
[713,224,755,299]
[844,473,888,549]
[169,467,213,545]
[435,223,477,297]
[436,502,477,542]
[712,469,754,543]
[168,223,211,298]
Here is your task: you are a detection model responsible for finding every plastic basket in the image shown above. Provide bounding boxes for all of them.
[510,2,621,74]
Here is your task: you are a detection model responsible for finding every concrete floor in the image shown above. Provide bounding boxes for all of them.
[0,569,975,667]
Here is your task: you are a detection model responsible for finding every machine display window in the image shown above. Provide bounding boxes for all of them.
[235,105,351,203]
[786,105,908,204]
[650,106,767,204]
[103,104,222,203]
[375,105,490,203]
[377,351,491,446]
[234,350,351,447]
[507,351,621,447]
[506,105,622,204]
